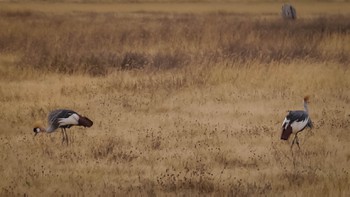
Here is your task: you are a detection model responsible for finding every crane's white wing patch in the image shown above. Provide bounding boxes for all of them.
[58,114,79,126]
[282,118,289,128]
[290,118,309,133]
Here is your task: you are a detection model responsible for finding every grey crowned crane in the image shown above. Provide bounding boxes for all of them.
[281,96,313,149]
[33,109,93,145]
[281,3,297,20]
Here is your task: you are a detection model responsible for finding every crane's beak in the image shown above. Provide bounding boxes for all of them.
[34,132,38,137]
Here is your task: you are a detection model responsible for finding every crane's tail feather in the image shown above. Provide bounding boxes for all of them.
[281,125,292,140]
[78,116,93,127]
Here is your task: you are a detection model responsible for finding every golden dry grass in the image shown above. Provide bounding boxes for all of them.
[1,2,350,196]
[1,1,350,15]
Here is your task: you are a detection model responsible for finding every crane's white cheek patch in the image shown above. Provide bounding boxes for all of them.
[36,128,41,132]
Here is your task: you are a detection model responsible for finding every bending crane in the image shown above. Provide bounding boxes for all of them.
[33,109,93,145]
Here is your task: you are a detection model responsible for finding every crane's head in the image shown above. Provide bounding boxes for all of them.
[33,121,45,136]
[304,96,310,103]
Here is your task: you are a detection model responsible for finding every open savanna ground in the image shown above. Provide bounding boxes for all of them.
[1,2,350,196]
[1,1,350,15]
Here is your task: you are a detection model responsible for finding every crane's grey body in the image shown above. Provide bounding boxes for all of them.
[286,110,308,123]
[47,109,78,132]
[282,110,312,135]
[33,109,93,145]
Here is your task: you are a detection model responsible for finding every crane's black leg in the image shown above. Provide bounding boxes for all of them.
[291,134,296,149]
[61,128,65,145]
[295,134,300,149]
[64,128,69,145]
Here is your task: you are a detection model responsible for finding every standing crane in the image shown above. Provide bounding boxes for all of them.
[281,96,313,149]
[33,109,93,145]
[281,3,297,20]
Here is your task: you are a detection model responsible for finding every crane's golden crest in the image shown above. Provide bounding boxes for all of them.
[33,121,44,129]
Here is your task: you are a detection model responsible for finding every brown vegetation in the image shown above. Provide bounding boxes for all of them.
[0,2,349,196]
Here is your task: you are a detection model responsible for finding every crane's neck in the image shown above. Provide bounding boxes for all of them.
[39,126,48,133]
[304,101,309,113]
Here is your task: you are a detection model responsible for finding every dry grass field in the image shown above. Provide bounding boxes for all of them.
[1,1,350,196]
